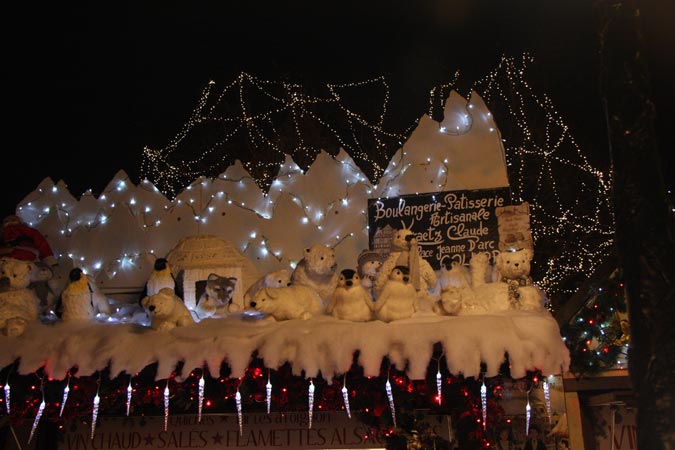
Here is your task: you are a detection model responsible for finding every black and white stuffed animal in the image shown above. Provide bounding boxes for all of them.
[326,269,374,322]
[58,268,112,321]
[145,258,176,297]
[374,266,418,322]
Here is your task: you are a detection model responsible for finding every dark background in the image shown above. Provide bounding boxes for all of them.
[3,0,674,215]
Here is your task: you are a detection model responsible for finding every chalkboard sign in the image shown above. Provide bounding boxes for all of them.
[367,187,515,270]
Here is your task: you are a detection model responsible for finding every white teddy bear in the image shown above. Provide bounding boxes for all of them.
[244,269,292,304]
[493,248,546,312]
[374,228,437,309]
[0,257,42,336]
[248,285,324,321]
[141,287,195,331]
[290,245,339,302]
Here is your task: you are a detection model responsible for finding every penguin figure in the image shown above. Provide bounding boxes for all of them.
[326,269,374,322]
[59,268,111,321]
[146,258,176,297]
[374,266,418,322]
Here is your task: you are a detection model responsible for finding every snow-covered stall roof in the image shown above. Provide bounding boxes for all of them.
[0,309,569,381]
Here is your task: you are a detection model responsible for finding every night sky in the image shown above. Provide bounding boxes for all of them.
[4,0,674,215]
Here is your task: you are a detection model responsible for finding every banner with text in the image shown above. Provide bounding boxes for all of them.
[367,188,514,270]
[53,412,452,450]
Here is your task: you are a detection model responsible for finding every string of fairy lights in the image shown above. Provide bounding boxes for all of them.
[470,54,614,297]
[14,55,616,304]
[136,55,614,300]
[140,73,405,199]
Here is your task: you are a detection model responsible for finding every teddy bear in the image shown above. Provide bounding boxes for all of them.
[58,268,113,322]
[290,244,339,303]
[243,268,292,305]
[0,257,42,336]
[437,249,546,316]
[356,250,382,300]
[374,266,419,322]
[141,287,195,331]
[493,248,546,312]
[374,228,437,308]
[194,274,239,320]
[326,269,374,322]
[248,285,324,320]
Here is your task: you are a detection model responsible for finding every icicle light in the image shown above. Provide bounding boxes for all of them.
[60,377,70,417]
[436,365,442,405]
[28,399,46,444]
[481,380,487,431]
[91,393,100,440]
[3,383,9,414]
[236,388,243,436]
[385,377,397,428]
[543,380,552,423]
[525,394,532,436]
[308,379,315,429]
[342,374,351,418]
[126,379,133,417]
[163,382,170,431]
[198,374,205,423]
[265,371,272,415]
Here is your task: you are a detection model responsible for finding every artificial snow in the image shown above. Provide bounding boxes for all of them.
[0,306,570,383]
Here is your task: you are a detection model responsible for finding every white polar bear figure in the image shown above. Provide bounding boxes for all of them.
[244,269,292,304]
[0,257,41,336]
[374,266,418,322]
[248,285,324,321]
[326,269,374,322]
[141,287,195,331]
[374,228,437,309]
[290,245,339,302]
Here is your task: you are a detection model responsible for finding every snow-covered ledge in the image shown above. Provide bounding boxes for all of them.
[0,310,569,382]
